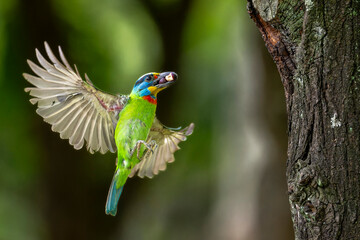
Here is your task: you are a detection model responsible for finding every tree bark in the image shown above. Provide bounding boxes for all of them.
[247,0,360,239]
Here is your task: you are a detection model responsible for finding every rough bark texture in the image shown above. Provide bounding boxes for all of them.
[248,0,360,239]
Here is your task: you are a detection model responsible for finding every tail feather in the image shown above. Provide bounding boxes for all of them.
[105,169,124,216]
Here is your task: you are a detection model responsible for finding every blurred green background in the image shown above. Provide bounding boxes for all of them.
[0,0,294,239]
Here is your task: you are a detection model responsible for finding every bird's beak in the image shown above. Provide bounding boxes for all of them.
[152,72,177,89]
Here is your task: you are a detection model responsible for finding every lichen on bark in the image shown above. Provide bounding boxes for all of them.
[248,0,360,239]
[252,0,278,21]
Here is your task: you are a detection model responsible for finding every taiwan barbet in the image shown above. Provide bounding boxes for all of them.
[24,42,195,216]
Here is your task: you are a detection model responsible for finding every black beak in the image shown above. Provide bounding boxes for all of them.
[153,72,178,88]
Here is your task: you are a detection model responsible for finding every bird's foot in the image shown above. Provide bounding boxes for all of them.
[130,140,155,161]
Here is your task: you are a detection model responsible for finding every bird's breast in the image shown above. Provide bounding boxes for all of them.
[114,97,156,151]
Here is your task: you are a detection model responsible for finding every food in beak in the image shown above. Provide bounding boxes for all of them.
[153,72,177,87]
[165,73,174,81]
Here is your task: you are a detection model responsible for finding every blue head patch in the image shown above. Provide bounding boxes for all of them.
[131,73,158,98]
[131,71,178,99]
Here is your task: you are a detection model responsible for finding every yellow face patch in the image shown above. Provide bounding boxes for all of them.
[148,86,163,96]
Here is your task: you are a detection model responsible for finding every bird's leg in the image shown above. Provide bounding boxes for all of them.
[139,140,157,161]
[138,140,157,158]
[129,140,154,161]
[148,140,157,151]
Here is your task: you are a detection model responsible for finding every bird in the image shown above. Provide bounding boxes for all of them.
[23,42,195,216]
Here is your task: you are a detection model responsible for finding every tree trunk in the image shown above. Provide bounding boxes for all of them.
[247,0,360,239]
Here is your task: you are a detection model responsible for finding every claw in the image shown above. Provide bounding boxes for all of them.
[130,140,155,161]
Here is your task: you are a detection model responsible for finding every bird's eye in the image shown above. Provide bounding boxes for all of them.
[144,76,152,82]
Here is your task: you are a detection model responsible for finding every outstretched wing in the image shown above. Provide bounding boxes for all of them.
[129,118,195,178]
[24,42,128,154]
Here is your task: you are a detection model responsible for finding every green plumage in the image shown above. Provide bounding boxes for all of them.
[23,42,194,217]
[114,95,156,187]
[105,95,157,216]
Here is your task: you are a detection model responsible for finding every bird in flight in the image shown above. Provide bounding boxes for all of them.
[24,42,194,216]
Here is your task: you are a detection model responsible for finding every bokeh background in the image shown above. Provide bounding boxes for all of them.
[0,0,294,239]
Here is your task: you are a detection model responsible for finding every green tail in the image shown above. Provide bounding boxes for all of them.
[105,169,124,216]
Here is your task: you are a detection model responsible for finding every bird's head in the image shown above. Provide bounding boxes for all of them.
[131,72,177,101]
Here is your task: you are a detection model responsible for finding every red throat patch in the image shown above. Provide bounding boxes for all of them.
[142,95,157,105]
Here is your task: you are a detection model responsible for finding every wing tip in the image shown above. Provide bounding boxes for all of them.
[24,87,32,92]
[35,48,40,56]
[185,123,195,136]
[44,41,50,50]
[26,59,34,65]
[29,98,38,105]
[23,72,30,80]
